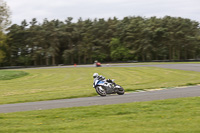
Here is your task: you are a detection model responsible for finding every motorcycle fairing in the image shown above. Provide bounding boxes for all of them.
[94,80,105,87]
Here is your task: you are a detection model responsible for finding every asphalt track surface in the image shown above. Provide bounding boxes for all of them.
[0,63,200,113]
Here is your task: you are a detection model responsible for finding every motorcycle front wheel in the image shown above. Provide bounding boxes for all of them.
[95,86,106,96]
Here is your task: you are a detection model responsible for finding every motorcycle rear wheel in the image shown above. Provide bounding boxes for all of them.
[95,86,106,96]
[117,86,125,95]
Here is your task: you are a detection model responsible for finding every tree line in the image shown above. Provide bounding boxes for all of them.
[1,16,200,66]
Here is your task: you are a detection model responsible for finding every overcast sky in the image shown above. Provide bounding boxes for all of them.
[6,0,200,25]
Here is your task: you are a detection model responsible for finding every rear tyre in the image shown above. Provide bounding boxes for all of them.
[95,86,106,96]
[117,86,125,95]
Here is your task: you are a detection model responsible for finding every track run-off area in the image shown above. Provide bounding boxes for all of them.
[0,63,200,113]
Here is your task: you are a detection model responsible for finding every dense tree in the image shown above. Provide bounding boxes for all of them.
[0,0,11,31]
[2,16,200,66]
[0,32,7,63]
[0,0,11,64]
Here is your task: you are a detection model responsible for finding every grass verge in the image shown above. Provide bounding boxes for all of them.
[0,70,28,80]
[0,97,199,133]
[1,67,200,104]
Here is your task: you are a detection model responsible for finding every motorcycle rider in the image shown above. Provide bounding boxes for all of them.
[93,73,114,87]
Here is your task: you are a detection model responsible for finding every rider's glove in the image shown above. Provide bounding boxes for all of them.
[106,79,112,82]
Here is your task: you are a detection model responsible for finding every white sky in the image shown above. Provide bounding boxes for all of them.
[5,0,200,25]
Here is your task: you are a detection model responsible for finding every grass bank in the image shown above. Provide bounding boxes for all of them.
[0,97,199,133]
[1,67,200,104]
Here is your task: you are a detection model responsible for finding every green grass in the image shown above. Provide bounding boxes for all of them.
[106,62,200,67]
[103,62,200,65]
[0,97,199,133]
[0,70,28,80]
[1,67,200,104]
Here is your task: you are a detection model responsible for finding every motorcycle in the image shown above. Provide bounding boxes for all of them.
[95,62,101,67]
[94,60,101,67]
[93,79,125,96]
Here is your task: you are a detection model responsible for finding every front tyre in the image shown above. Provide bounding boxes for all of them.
[95,86,106,96]
[117,86,125,95]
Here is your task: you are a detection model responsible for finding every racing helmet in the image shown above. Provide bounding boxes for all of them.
[93,73,99,78]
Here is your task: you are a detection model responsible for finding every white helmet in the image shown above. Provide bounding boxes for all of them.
[93,73,99,78]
